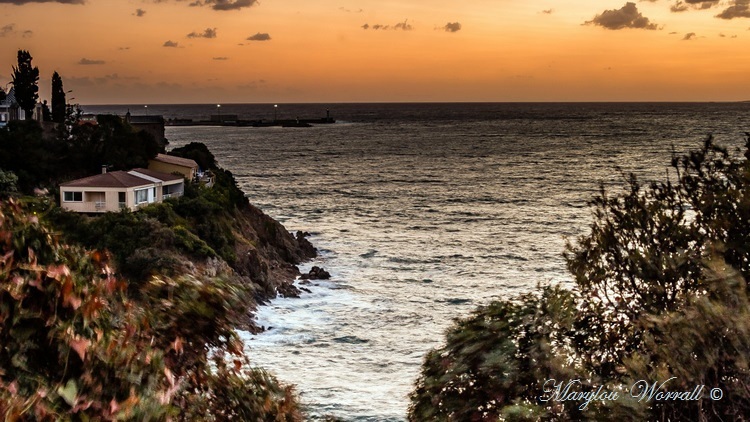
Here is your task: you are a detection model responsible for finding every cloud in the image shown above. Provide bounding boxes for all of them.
[246,32,271,41]
[716,0,750,19]
[66,76,94,87]
[212,56,229,60]
[362,19,414,31]
[118,46,130,50]
[683,32,696,40]
[586,2,659,30]
[0,24,14,37]
[93,73,139,85]
[339,7,363,13]
[0,0,84,4]
[163,40,179,47]
[78,58,106,65]
[134,8,146,17]
[187,0,258,11]
[671,0,720,12]
[0,23,31,37]
[541,9,554,14]
[187,27,217,38]
[394,20,413,30]
[443,22,462,32]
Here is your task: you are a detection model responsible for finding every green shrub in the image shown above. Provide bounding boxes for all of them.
[410,136,750,421]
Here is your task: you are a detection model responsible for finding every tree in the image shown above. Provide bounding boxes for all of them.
[51,71,66,123]
[410,136,750,421]
[11,50,39,120]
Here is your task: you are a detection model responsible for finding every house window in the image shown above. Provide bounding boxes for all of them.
[135,189,149,204]
[63,191,83,202]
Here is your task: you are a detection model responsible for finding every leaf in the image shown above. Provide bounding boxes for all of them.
[172,336,183,355]
[57,379,78,406]
[46,264,70,281]
[70,337,91,362]
[109,398,119,415]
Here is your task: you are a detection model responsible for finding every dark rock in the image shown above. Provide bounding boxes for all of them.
[308,266,331,280]
[296,231,317,258]
[277,280,300,298]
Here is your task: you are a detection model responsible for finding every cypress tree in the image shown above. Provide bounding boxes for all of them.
[11,50,39,120]
[51,71,66,123]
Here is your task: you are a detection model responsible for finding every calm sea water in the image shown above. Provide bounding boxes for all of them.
[86,103,750,421]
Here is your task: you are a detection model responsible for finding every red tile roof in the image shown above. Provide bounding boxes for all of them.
[60,171,153,188]
[151,153,198,169]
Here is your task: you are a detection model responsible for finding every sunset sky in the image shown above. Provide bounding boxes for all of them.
[0,0,749,104]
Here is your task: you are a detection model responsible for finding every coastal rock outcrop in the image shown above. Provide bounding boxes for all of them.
[300,266,331,280]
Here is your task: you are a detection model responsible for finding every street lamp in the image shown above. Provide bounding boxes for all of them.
[217,104,221,122]
[274,104,278,122]
[144,105,148,115]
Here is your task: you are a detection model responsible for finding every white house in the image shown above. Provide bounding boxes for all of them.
[0,87,25,127]
[60,168,184,213]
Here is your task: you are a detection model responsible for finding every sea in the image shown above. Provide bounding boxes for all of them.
[85,102,750,421]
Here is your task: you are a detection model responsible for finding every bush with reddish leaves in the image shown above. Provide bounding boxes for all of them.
[0,198,300,420]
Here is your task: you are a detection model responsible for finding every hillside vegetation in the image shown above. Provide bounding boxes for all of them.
[410,136,750,421]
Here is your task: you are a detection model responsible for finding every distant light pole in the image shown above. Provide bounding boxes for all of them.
[144,105,148,115]
[217,104,221,122]
[274,104,278,122]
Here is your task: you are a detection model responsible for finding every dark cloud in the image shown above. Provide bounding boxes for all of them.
[443,22,461,32]
[586,2,659,30]
[187,0,258,11]
[134,8,146,17]
[118,46,130,50]
[187,27,217,38]
[671,0,720,12]
[671,2,689,12]
[163,40,179,47]
[683,32,696,40]
[394,20,413,30]
[541,9,553,14]
[246,32,271,41]
[0,24,15,37]
[716,0,750,19]
[66,76,94,87]
[0,0,84,4]
[78,58,106,65]
[362,20,413,31]
[0,23,31,37]
[212,56,229,60]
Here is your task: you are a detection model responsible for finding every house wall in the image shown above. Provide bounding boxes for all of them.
[60,184,153,213]
[148,161,196,180]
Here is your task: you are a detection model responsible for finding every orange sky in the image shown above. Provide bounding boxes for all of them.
[0,0,749,103]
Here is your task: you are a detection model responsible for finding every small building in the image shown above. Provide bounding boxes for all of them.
[0,88,26,127]
[125,111,167,149]
[59,168,184,213]
[148,153,199,181]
